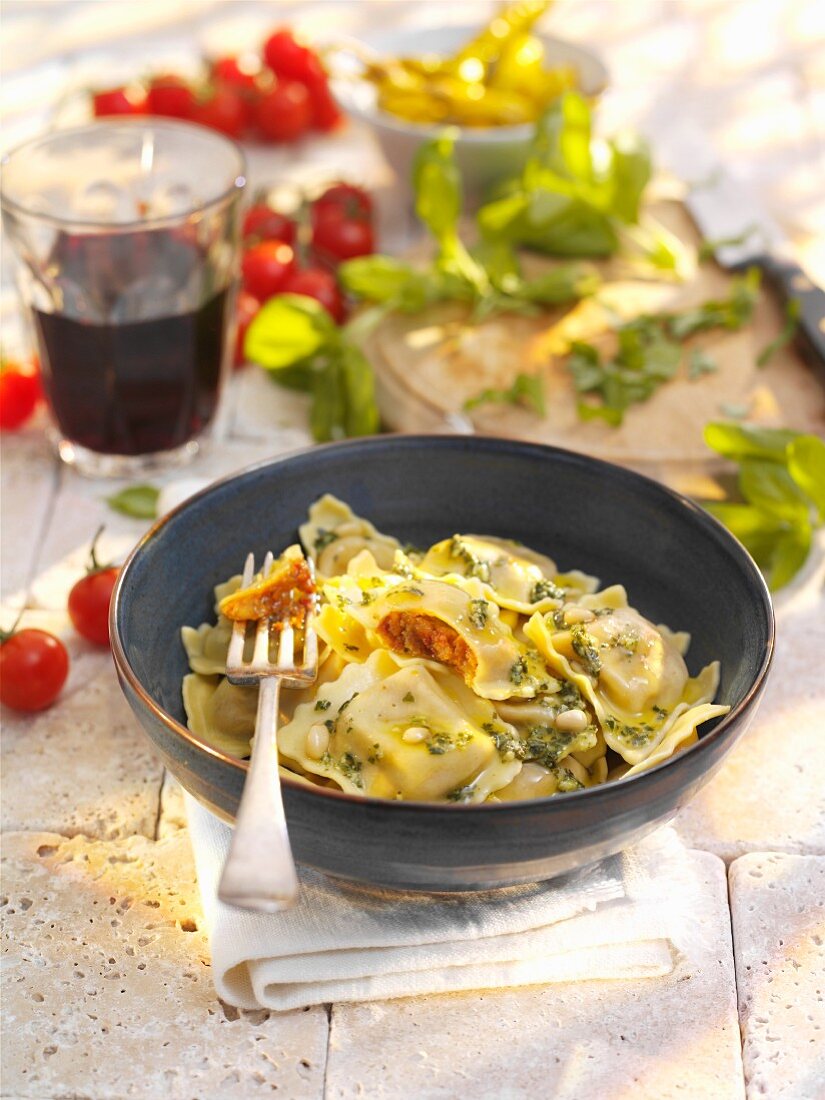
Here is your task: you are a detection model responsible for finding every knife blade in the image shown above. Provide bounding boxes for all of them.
[660,131,825,374]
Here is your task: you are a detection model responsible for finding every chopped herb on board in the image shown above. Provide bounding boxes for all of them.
[756,298,801,367]
[568,269,760,425]
[463,372,546,417]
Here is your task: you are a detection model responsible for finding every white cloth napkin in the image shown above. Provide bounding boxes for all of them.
[186,794,701,1011]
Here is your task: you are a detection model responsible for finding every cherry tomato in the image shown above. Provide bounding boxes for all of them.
[192,83,248,138]
[254,81,311,143]
[69,569,119,646]
[92,85,147,117]
[0,359,41,431]
[146,75,196,119]
[312,209,374,264]
[312,183,373,223]
[262,29,323,85]
[68,528,119,647]
[212,55,261,91]
[307,77,342,132]
[234,291,260,366]
[242,240,297,299]
[282,268,345,323]
[242,204,296,245]
[0,629,69,712]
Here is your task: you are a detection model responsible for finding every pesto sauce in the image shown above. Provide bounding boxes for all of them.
[531,578,564,603]
[469,599,490,630]
[570,624,602,677]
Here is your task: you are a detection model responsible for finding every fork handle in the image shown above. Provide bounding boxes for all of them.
[218,676,299,912]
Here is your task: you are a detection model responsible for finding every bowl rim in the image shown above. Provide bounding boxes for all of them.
[110,434,775,814]
[330,27,608,144]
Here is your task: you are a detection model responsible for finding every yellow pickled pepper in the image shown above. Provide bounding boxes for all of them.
[367,0,565,127]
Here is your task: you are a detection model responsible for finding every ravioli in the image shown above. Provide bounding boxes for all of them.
[181,496,731,802]
[525,604,728,769]
[325,571,557,701]
[299,495,400,578]
[277,651,522,802]
[417,535,598,612]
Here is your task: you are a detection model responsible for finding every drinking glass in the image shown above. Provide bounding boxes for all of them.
[1,120,246,476]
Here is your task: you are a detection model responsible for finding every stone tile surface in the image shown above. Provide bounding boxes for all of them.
[325,851,744,1100]
[0,830,329,1100]
[729,853,825,1100]
[1,633,163,840]
[0,429,57,605]
[676,552,825,860]
[27,439,293,611]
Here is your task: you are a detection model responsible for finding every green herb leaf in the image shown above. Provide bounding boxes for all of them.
[787,435,825,521]
[703,423,823,591]
[668,268,761,339]
[688,349,718,379]
[338,256,430,312]
[738,458,811,523]
[756,298,801,367]
[464,372,545,416]
[340,343,381,437]
[244,294,334,370]
[698,224,759,263]
[703,422,799,463]
[105,484,160,519]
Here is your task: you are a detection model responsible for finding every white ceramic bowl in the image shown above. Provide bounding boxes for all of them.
[332,23,608,200]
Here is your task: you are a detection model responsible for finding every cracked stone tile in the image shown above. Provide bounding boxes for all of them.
[676,558,825,859]
[1,623,163,839]
[325,850,743,1100]
[729,853,825,1100]
[0,830,328,1100]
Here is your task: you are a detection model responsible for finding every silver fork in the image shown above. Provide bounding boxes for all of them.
[217,551,318,913]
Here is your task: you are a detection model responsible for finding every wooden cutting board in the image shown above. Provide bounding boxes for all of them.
[366,199,825,488]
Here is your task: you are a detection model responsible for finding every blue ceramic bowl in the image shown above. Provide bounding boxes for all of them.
[111,436,773,891]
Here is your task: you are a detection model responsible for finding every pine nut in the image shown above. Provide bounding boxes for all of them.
[555,707,589,733]
[564,606,595,625]
[306,723,330,759]
[402,726,429,743]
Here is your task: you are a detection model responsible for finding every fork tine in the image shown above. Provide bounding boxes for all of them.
[301,625,318,672]
[277,625,294,667]
[226,553,257,671]
[251,618,270,669]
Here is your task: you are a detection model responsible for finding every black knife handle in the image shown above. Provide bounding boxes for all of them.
[756,253,825,377]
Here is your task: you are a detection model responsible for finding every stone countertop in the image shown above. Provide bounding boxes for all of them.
[2,2,825,1097]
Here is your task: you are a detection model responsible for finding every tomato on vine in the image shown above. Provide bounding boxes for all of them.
[68,527,120,647]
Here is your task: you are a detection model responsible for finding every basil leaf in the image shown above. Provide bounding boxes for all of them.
[340,344,380,437]
[668,269,760,339]
[413,130,463,247]
[106,484,160,519]
[339,256,427,309]
[703,422,799,462]
[787,435,825,521]
[245,294,335,371]
[608,134,652,224]
[738,459,811,523]
[518,264,599,304]
[464,372,545,416]
[310,361,345,443]
[768,520,812,590]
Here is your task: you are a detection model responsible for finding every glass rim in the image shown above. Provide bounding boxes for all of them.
[0,118,247,232]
